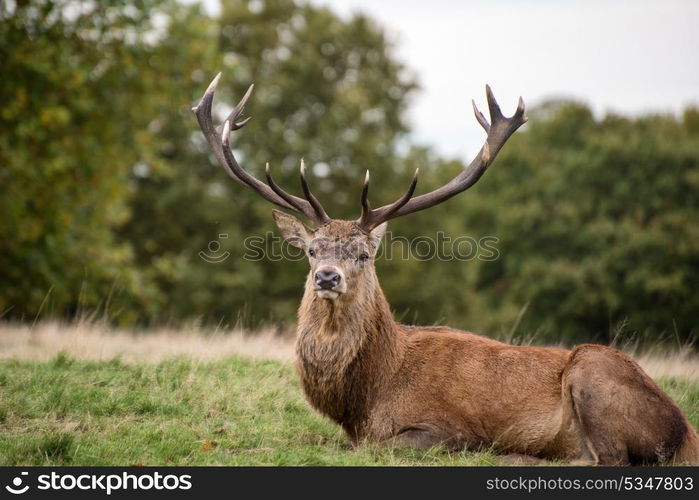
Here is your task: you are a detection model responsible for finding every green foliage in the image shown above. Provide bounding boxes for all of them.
[442,101,699,343]
[0,0,173,322]
[1,0,697,345]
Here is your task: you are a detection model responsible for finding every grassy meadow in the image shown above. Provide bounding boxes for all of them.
[0,323,697,466]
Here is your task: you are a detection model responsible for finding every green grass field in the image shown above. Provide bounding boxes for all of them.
[0,353,697,466]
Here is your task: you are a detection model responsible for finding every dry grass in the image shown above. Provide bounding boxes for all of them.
[0,321,295,363]
[635,350,699,380]
[0,321,696,380]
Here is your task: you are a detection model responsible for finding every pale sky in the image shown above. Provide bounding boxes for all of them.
[197,0,699,159]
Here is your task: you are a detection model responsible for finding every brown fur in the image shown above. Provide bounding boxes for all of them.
[273,213,699,465]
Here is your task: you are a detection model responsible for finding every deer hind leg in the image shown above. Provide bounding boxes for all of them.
[562,344,688,465]
[387,423,486,452]
[390,426,447,450]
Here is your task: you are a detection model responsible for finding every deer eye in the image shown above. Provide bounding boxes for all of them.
[358,252,369,263]
[308,248,316,258]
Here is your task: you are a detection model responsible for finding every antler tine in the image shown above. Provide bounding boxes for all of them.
[472,99,490,133]
[357,168,419,231]
[265,162,306,213]
[300,159,331,224]
[358,170,372,226]
[193,72,330,227]
[379,168,419,220]
[221,83,255,132]
[484,84,504,123]
[515,96,526,121]
[231,116,252,131]
[356,85,526,229]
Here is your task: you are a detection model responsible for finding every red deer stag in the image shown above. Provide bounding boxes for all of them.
[193,73,699,465]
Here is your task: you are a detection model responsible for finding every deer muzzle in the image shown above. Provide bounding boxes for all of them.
[314,266,345,299]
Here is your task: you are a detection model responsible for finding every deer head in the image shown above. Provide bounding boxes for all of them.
[192,73,527,302]
[271,212,387,301]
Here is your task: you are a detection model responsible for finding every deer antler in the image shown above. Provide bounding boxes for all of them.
[194,73,525,232]
[192,73,330,227]
[356,85,527,231]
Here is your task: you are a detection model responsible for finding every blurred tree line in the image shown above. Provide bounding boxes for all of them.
[1,0,697,345]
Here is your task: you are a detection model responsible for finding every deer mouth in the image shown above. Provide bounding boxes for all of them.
[315,289,342,300]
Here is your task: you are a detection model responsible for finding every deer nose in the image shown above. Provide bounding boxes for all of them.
[315,269,341,289]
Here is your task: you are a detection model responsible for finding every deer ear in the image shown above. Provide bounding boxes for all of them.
[368,222,388,253]
[272,209,314,249]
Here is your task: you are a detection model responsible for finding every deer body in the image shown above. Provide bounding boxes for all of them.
[296,275,575,455]
[193,73,699,464]
[292,231,697,464]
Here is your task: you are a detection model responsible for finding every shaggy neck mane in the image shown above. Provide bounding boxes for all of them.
[295,269,405,439]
